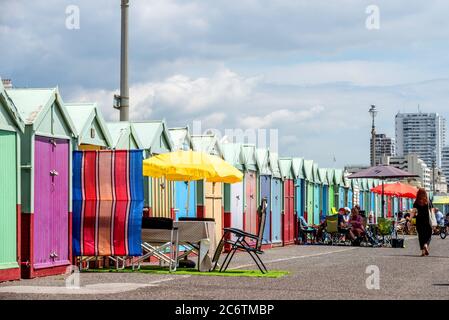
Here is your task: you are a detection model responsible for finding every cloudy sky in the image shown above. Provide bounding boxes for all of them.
[2,0,449,168]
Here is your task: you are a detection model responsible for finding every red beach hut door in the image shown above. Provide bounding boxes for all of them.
[283,179,294,245]
[33,137,69,268]
[244,172,257,235]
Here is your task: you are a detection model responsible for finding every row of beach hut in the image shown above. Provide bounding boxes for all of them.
[0,81,413,282]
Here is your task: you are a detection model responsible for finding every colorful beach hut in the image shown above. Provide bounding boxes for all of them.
[326,169,337,213]
[255,148,271,245]
[269,152,283,246]
[292,157,305,222]
[191,134,224,241]
[303,160,314,224]
[133,121,173,219]
[221,143,244,237]
[7,87,76,278]
[242,144,258,236]
[318,168,329,219]
[169,127,196,219]
[279,157,295,246]
[0,81,24,282]
[343,172,352,209]
[312,163,321,225]
[334,169,345,209]
[65,103,112,150]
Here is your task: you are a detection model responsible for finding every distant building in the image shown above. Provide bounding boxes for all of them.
[344,165,370,175]
[395,112,446,168]
[371,133,395,166]
[442,146,449,188]
[430,167,448,194]
[382,154,431,192]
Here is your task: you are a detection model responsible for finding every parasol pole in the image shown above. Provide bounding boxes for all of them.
[381,180,385,218]
[186,181,190,217]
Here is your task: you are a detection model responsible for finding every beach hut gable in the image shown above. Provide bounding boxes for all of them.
[319,168,329,185]
[133,121,173,155]
[169,127,193,151]
[7,88,76,138]
[303,160,314,182]
[326,169,335,185]
[242,144,257,171]
[0,81,24,132]
[65,103,113,148]
[107,122,144,150]
[192,134,223,158]
[333,169,343,186]
[269,152,282,179]
[221,143,244,170]
[312,163,321,184]
[279,157,294,180]
[256,148,271,175]
[292,157,304,179]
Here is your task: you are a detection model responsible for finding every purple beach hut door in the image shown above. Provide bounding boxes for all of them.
[34,136,69,268]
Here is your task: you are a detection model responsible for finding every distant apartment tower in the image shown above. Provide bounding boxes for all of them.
[382,154,431,192]
[442,146,449,186]
[371,133,395,166]
[395,112,446,168]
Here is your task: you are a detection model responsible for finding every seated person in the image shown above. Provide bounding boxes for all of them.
[435,208,444,226]
[349,207,365,239]
[298,216,317,243]
[338,208,355,241]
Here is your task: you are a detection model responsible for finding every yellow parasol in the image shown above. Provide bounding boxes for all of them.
[142,150,243,183]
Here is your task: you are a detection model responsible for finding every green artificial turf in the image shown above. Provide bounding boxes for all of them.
[86,266,289,278]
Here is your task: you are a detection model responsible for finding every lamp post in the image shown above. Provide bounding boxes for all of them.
[114,0,130,121]
[369,105,378,167]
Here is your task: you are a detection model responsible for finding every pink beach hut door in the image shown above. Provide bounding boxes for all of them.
[34,136,69,268]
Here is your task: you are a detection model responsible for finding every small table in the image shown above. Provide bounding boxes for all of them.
[141,220,216,272]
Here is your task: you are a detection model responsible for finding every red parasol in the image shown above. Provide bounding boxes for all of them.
[370,182,418,199]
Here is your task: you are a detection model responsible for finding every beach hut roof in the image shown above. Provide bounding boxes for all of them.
[133,120,173,154]
[7,87,76,136]
[279,157,294,180]
[65,102,113,148]
[312,163,321,184]
[168,126,192,151]
[334,169,343,186]
[343,171,351,188]
[269,151,282,178]
[326,168,335,185]
[221,142,244,171]
[255,148,271,175]
[319,168,329,185]
[292,157,304,179]
[303,160,314,182]
[242,144,257,171]
[191,134,223,157]
[107,121,144,150]
[351,178,359,190]
[0,80,24,132]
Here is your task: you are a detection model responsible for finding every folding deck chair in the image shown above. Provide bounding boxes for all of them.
[134,217,179,272]
[211,198,268,274]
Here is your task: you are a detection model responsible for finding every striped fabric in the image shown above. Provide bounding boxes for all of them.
[72,150,144,257]
[150,177,173,219]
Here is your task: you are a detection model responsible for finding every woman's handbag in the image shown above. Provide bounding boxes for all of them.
[429,204,438,227]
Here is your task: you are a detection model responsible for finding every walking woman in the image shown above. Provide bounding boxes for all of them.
[413,188,433,256]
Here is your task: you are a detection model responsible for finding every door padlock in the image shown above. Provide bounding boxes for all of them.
[50,170,59,177]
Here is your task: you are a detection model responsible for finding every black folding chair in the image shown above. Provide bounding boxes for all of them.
[211,198,268,274]
[134,217,179,272]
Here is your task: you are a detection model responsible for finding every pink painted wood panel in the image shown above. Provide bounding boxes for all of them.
[244,171,257,235]
[33,136,69,269]
[52,139,69,265]
[33,136,53,268]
